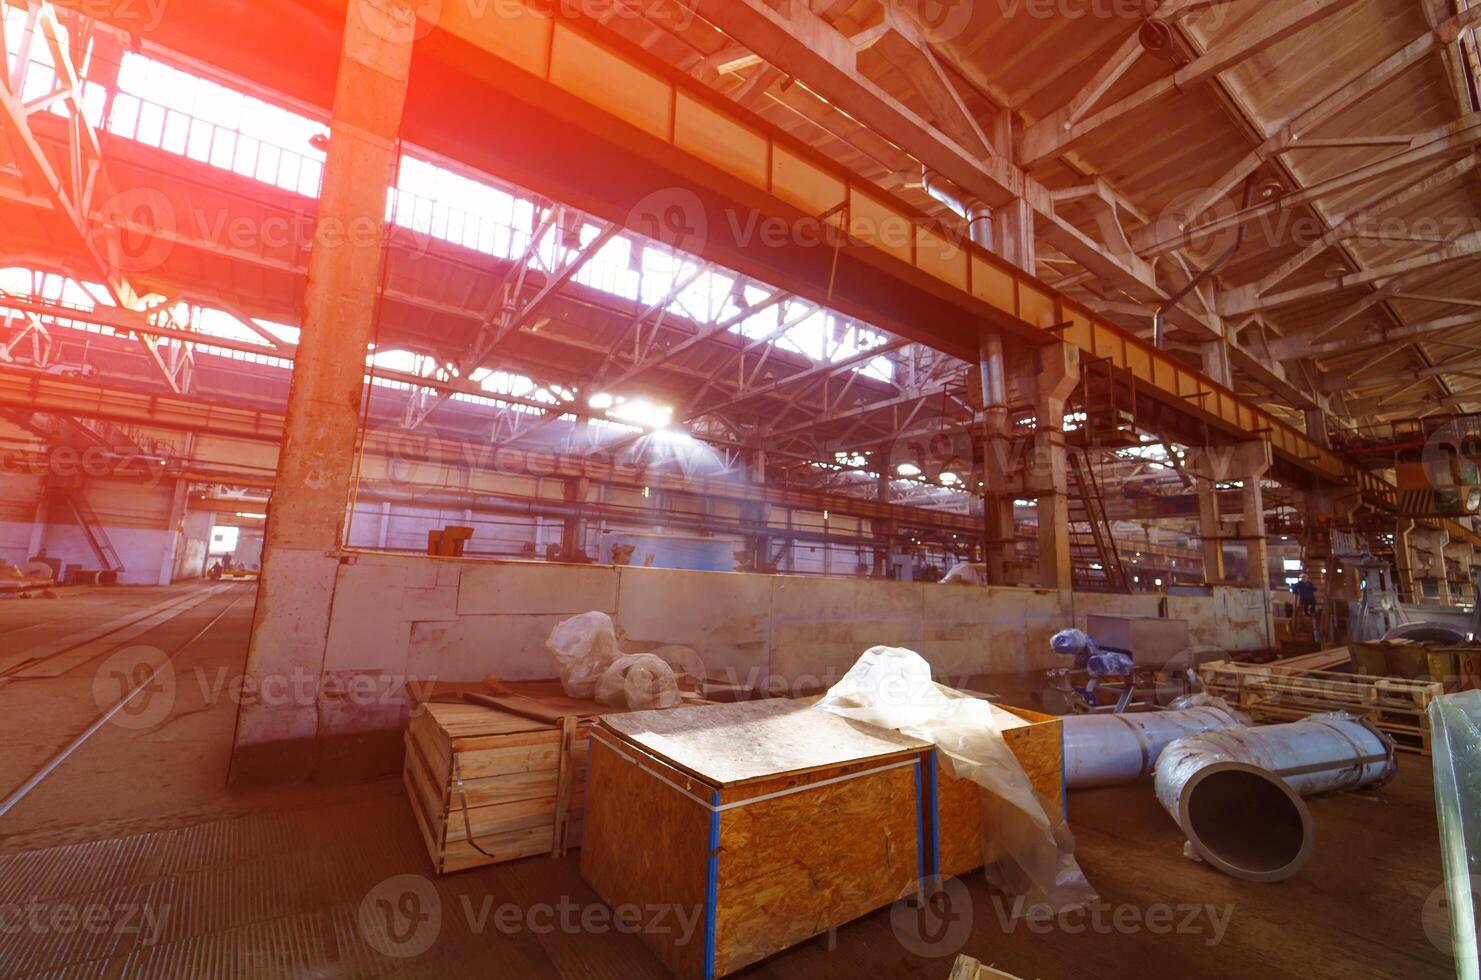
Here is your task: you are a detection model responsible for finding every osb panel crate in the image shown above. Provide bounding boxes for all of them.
[403,693,595,875]
[581,699,935,980]
[935,705,1064,879]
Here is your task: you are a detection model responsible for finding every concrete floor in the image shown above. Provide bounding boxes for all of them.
[0,583,1462,979]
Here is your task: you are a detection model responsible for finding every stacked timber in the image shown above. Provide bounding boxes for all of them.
[1200,659,1442,754]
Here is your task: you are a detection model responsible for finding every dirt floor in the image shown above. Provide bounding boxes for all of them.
[0,583,1463,979]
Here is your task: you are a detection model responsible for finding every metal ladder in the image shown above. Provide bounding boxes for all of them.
[61,489,124,576]
[1067,447,1131,592]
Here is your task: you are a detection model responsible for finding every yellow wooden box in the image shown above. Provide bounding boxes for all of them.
[581,699,935,980]
[934,704,1065,880]
[403,697,592,874]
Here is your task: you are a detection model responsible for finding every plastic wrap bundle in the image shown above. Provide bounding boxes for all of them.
[815,646,1097,911]
[1153,714,1396,882]
[1061,695,1246,790]
[644,645,707,692]
[545,611,620,699]
[1429,691,1481,980]
[1050,628,1134,676]
[594,654,682,710]
[941,562,989,585]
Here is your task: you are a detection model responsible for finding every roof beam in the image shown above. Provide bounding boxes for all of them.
[1288,310,1481,361]
[1147,115,1481,261]
[1226,230,1481,317]
[1021,0,1365,167]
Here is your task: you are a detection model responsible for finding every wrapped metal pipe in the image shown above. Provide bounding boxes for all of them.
[1154,714,1397,882]
[1063,701,1246,790]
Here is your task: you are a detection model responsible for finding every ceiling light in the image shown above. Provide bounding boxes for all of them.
[897,463,922,477]
[588,393,615,410]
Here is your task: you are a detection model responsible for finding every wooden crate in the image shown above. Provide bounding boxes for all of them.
[1200,659,1442,755]
[935,704,1065,879]
[404,682,714,874]
[403,686,606,875]
[581,699,936,980]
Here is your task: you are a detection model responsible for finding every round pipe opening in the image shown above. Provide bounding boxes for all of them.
[1180,762,1314,883]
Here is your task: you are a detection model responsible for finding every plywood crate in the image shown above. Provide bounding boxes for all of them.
[403,693,596,875]
[934,704,1065,879]
[581,699,936,980]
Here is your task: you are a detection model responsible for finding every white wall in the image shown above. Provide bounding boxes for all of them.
[304,552,1272,758]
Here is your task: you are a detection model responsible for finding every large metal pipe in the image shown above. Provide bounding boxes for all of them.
[977,329,1008,430]
[1153,716,1397,882]
[1062,703,1245,790]
[922,168,994,250]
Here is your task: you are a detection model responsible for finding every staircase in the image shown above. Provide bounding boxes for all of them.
[1067,448,1131,592]
[2,408,134,581]
[61,488,124,578]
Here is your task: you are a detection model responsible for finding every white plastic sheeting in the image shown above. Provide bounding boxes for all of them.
[595,654,682,711]
[815,646,1096,909]
[545,611,621,699]
[1430,690,1481,980]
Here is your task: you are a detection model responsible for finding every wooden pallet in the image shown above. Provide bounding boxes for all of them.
[1200,659,1441,755]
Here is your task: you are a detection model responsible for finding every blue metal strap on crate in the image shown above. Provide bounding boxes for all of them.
[913,757,925,883]
[1061,725,1069,820]
[703,791,721,980]
[924,748,941,877]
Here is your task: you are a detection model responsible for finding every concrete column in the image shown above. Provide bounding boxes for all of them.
[230,0,415,785]
[1394,518,1418,604]
[873,446,895,578]
[1191,440,1272,590]
[1200,341,1232,388]
[979,327,1015,585]
[1195,477,1225,583]
[1031,342,1080,592]
[1304,408,1331,448]
[992,199,1036,273]
[156,478,188,586]
[1206,440,1274,648]
[1239,444,1272,594]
